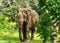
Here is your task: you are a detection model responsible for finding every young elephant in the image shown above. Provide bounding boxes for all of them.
[17,8,39,42]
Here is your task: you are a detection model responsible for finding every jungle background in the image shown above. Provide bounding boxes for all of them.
[0,0,60,43]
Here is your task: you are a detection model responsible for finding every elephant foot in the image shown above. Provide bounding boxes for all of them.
[23,38,30,42]
[30,37,34,40]
[20,38,24,42]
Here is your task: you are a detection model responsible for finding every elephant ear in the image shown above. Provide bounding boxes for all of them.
[31,10,39,18]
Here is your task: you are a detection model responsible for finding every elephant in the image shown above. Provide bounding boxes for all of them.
[17,8,39,42]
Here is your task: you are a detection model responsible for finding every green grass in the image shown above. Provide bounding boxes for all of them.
[0,31,49,43]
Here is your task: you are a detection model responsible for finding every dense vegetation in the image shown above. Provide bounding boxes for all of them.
[0,0,60,43]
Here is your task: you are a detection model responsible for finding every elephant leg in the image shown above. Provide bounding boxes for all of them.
[31,28,35,40]
[19,22,23,42]
[31,22,37,40]
[26,23,30,40]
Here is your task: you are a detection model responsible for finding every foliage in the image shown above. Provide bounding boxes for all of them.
[36,0,60,42]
